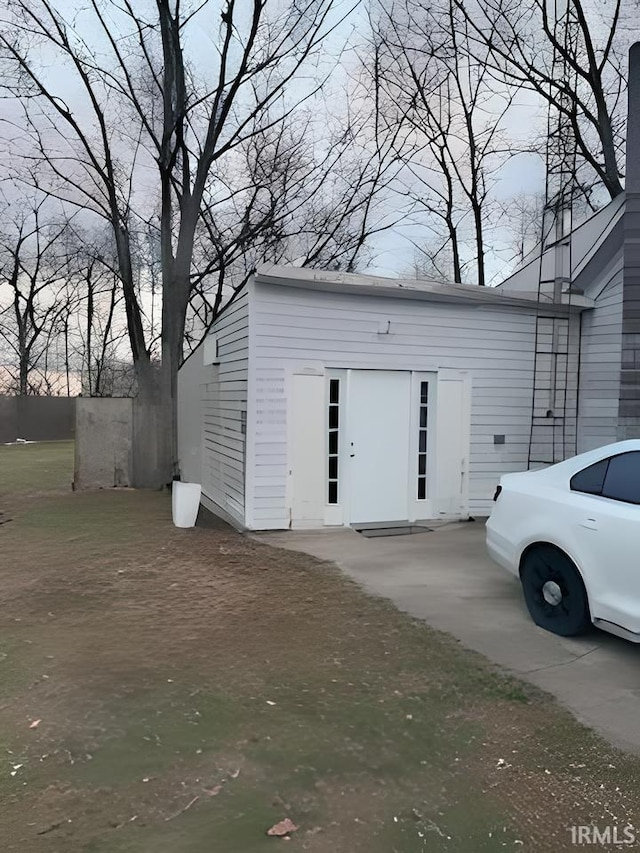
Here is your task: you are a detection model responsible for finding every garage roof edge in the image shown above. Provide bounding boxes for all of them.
[254,265,594,313]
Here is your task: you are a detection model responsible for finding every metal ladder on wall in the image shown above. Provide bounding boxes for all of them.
[528,0,580,468]
[529,314,579,465]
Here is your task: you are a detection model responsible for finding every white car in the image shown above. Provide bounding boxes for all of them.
[486,440,640,642]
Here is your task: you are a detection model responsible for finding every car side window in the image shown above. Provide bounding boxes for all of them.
[570,458,609,496]
[601,452,640,504]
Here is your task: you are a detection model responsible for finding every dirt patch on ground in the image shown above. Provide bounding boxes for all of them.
[2,443,640,852]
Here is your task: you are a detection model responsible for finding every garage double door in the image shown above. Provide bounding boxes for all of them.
[290,369,469,528]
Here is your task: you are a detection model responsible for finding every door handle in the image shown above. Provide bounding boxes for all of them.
[580,517,598,530]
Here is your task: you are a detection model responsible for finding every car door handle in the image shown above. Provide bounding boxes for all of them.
[580,517,598,530]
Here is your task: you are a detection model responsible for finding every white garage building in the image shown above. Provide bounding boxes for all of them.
[177,265,593,531]
[177,45,640,532]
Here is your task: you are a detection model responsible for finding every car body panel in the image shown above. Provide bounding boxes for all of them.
[486,440,640,640]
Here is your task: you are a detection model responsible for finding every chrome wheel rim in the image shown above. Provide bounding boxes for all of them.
[542,580,563,607]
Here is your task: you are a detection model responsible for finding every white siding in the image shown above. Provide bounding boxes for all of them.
[177,346,203,484]
[577,267,623,452]
[247,281,539,525]
[201,290,249,526]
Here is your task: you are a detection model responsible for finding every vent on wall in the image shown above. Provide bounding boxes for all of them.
[203,335,219,365]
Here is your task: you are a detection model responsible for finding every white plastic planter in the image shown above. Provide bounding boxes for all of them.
[172,481,201,528]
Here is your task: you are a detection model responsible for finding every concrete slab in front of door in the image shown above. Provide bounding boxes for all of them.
[254,522,640,755]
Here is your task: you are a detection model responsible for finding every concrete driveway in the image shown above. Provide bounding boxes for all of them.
[258,522,640,754]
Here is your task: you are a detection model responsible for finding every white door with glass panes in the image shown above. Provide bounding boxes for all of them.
[345,370,413,524]
[323,369,452,526]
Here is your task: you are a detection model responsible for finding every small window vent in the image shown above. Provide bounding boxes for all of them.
[203,335,219,365]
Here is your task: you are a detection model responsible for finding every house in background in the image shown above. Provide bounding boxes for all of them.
[177,44,640,532]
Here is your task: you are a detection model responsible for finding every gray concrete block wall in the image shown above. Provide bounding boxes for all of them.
[74,398,133,489]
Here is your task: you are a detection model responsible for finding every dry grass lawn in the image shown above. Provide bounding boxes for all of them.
[1,441,640,852]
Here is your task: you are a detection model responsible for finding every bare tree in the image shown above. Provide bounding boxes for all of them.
[454,0,629,205]
[372,0,519,285]
[407,238,460,283]
[59,226,133,397]
[501,192,545,266]
[184,75,404,347]
[0,194,78,395]
[0,0,362,485]
[81,265,131,397]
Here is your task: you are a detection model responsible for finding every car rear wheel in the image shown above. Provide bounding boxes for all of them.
[520,545,591,637]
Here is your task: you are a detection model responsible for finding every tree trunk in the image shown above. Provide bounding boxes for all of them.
[472,202,485,287]
[64,316,70,396]
[129,355,171,489]
[444,213,462,283]
[19,358,28,396]
[594,90,624,199]
[86,265,94,395]
[18,332,28,395]
[129,270,186,490]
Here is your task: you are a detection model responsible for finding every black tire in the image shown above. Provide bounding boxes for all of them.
[520,545,591,637]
